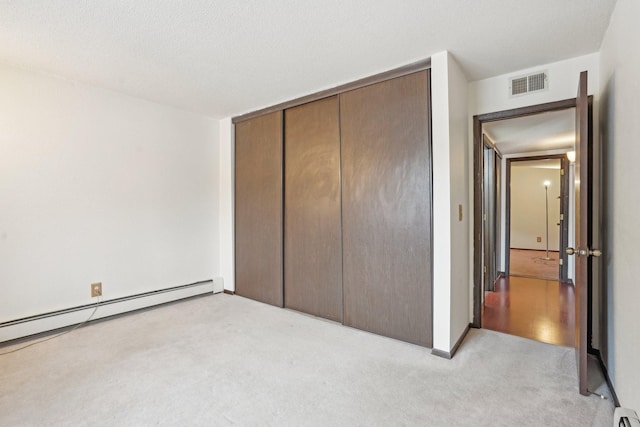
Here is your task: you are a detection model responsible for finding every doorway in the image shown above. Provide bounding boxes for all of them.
[506,155,570,282]
[473,99,578,347]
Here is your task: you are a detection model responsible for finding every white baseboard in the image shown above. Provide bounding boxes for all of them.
[1,279,219,343]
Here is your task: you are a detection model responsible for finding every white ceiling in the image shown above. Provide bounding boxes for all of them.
[0,0,617,118]
[483,109,576,155]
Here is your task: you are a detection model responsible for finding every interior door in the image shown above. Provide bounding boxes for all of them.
[573,70,597,395]
[559,157,570,282]
[494,151,502,279]
[483,141,497,291]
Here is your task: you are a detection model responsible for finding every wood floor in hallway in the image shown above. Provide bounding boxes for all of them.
[482,276,575,347]
[509,249,559,280]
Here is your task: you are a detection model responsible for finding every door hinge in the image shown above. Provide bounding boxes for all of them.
[561,168,565,176]
[560,213,564,221]
[559,259,564,266]
[484,265,487,273]
[483,214,487,221]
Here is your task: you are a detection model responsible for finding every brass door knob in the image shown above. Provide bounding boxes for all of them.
[566,247,602,257]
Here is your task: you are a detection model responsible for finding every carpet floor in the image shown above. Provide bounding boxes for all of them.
[0,294,614,426]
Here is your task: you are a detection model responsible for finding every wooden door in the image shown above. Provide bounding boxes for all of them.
[573,70,598,395]
[483,142,497,291]
[340,71,432,347]
[494,151,502,278]
[559,157,570,282]
[235,111,284,307]
[284,96,343,322]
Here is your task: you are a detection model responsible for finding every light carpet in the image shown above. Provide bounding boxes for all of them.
[0,294,614,426]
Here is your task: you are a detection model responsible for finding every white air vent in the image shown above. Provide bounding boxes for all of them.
[509,71,548,96]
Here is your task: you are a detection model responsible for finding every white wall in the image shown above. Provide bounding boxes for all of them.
[0,63,219,325]
[599,0,640,412]
[469,53,600,116]
[218,117,234,291]
[469,53,600,336]
[431,51,470,353]
[447,54,471,351]
[510,164,561,251]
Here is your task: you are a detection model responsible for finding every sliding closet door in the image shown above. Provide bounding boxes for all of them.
[284,96,342,322]
[235,111,283,307]
[340,71,432,346]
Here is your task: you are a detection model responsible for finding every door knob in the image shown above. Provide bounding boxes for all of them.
[566,247,602,257]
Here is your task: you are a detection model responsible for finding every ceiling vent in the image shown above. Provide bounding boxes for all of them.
[509,71,548,96]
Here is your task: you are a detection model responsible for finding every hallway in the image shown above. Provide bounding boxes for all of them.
[483,276,575,347]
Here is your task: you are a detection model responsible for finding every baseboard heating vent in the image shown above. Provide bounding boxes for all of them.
[509,71,548,96]
[1,279,217,343]
[616,408,640,427]
[213,277,224,294]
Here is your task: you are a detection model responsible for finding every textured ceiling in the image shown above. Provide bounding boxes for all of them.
[483,109,576,155]
[0,0,617,118]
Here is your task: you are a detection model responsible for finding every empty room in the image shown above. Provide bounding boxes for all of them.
[1,1,639,426]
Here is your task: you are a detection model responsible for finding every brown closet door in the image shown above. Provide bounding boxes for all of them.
[235,111,283,307]
[284,96,342,322]
[340,71,432,347]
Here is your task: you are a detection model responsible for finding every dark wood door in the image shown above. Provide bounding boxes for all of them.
[235,111,284,307]
[559,157,570,282]
[573,70,594,395]
[483,142,498,291]
[284,96,343,322]
[340,71,432,347]
[494,151,502,278]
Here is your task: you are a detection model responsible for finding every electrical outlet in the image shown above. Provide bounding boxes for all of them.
[91,282,102,298]
[537,236,542,243]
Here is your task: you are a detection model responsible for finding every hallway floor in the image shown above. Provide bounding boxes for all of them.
[509,249,560,280]
[483,276,575,347]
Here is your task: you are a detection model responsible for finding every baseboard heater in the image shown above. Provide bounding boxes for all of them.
[0,278,224,344]
[616,408,640,427]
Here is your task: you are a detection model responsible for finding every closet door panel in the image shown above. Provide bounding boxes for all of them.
[235,111,283,307]
[284,96,342,322]
[340,71,432,346]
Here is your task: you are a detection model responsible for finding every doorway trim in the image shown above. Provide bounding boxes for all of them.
[473,98,577,328]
